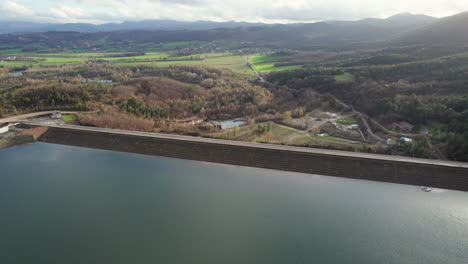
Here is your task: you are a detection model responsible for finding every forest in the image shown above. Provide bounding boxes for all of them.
[266,49,468,161]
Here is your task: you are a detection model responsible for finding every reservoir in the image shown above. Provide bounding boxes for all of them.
[1,143,467,264]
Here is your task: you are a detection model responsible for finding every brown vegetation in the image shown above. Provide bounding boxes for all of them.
[78,112,154,132]
[20,126,49,139]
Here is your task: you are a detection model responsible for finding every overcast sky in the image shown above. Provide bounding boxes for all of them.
[1,0,467,24]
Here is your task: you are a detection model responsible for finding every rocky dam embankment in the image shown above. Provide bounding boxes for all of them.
[36,126,468,192]
[0,126,49,150]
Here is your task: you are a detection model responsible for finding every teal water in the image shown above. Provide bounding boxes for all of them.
[0,143,467,264]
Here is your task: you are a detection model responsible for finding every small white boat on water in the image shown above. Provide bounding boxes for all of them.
[421,187,432,192]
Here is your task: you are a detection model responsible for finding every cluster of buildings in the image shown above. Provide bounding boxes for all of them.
[387,137,413,145]
[0,56,17,62]
[51,111,63,119]
[0,123,10,134]
[387,121,415,145]
[392,121,414,132]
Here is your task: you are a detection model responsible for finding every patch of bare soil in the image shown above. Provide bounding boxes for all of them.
[20,127,49,139]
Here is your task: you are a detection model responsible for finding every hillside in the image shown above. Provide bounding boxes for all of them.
[328,13,436,28]
[0,13,445,52]
[0,20,268,34]
[390,12,468,45]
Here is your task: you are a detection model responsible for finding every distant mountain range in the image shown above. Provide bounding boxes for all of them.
[390,11,468,45]
[327,13,436,28]
[0,13,438,34]
[0,20,270,34]
[1,12,468,50]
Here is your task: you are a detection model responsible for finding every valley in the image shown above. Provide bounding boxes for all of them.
[1,12,468,162]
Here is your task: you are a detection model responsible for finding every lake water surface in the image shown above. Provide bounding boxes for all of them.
[1,143,467,264]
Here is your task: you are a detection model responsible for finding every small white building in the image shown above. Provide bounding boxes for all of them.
[401,137,413,143]
[0,124,9,134]
[51,111,62,119]
[387,138,396,145]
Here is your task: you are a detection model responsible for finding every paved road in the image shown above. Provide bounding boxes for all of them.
[332,96,428,139]
[21,120,468,169]
[247,58,264,81]
[1,111,56,124]
[0,111,97,124]
[332,97,386,142]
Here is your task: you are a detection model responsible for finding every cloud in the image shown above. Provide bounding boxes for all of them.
[0,0,120,23]
[0,0,467,24]
[0,1,35,17]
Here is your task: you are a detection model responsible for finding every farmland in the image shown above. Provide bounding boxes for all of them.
[336,118,358,125]
[334,72,354,82]
[0,48,257,75]
[250,55,303,72]
[1,51,304,75]
[62,115,77,122]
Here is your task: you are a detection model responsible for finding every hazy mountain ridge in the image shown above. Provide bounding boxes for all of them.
[0,13,437,34]
[0,20,270,34]
[1,12,467,50]
[389,11,468,45]
[327,13,436,27]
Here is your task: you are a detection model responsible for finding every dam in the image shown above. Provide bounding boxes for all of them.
[32,123,468,192]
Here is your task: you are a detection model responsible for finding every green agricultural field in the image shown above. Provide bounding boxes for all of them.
[0,61,37,66]
[202,55,253,75]
[334,72,354,82]
[161,41,206,48]
[250,55,302,72]
[0,52,173,66]
[0,48,22,53]
[113,60,200,66]
[176,53,232,59]
[97,53,170,61]
[62,115,77,122]
[336,118,358,125]
[36,57,84,65]
[1,52,286,75]
[112,54,253,74]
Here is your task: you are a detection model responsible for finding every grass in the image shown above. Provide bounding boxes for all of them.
[334,72,354,82]
[1,51,290,75]
[0,61,37,66]
[113,60,200,66]
[0,48,22,53]
[250,55,302,72]
[312,136,343,141]
[209,122,313,145]
[1,52,249,68]
[175,52,232,59]
[37,57,84,65]
[62,115,77,122]
[113,54,254,74]
[207,122,367,150]
[161,41,206,48]
[202,55,253,75]
[336,118,358,125]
